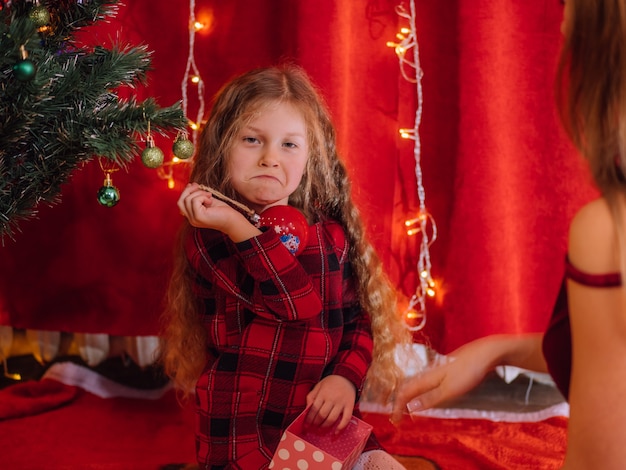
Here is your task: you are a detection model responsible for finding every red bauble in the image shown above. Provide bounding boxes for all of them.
[257,205,309,256]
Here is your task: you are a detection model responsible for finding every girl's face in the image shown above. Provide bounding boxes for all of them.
[227,101,309,214]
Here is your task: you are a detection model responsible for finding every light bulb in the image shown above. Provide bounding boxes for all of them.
[406,309,420,320]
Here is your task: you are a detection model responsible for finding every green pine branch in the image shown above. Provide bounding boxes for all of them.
[0,0,188,240]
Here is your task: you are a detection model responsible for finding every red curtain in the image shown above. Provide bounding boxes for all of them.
[0,0,598,353]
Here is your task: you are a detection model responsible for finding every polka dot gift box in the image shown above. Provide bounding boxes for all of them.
[269,407,373,470]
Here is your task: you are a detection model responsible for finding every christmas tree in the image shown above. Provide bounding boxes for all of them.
[0,0,188,240]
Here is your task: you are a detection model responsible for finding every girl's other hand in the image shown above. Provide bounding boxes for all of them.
[305,375,356,433]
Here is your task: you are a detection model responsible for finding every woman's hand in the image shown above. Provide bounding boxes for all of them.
[390,335,542,423]
[178,183,261,242]
[305,375,356,433]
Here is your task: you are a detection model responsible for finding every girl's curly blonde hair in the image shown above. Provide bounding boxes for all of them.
[160,64,412,403]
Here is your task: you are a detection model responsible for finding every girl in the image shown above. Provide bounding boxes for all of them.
[392,1,626,468]
[160,64,411,469]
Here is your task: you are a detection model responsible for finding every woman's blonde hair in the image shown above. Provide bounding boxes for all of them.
[160,64,410,402]
[556,0,626,279]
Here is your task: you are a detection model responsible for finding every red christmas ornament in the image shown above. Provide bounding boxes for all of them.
[257,205,309,256]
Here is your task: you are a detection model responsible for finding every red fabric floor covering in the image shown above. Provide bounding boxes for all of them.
[363,412,567,470]
[0,381,196,470]
[0,379,567,470]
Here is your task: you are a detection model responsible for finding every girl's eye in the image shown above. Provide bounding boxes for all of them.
[243,137,258,144]
[283,142,297,149]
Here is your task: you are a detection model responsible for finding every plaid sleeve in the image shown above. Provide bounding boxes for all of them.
[188,227,323,321]
[235,228,323,320]
[323,266,374,397]
[321,224,374,397]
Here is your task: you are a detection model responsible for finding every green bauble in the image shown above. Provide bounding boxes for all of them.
[141,146,164,168]
[172,138,195,159]
[97,185,120,207]
[13,59,36,82]
[29,5,51,27]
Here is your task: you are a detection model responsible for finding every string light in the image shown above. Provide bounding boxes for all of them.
[388,1,438,331]
[157,0,206,188]
[181,0,206,144]
[157,164,176,189]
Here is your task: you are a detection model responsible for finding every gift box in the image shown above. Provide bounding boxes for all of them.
[269,408,373,470]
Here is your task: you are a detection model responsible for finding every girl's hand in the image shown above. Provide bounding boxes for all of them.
[305,375,356,433]
[178,183,261,241]
[178,183,236,230]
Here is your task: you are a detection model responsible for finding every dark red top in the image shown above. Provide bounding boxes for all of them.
[542,257,621,399]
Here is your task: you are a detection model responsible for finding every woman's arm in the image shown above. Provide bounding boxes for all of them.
[390,333,546,423]
[562,198,626,469]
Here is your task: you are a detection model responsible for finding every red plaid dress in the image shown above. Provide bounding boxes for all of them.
[185,220,378,469]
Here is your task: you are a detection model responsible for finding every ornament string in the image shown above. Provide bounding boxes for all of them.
[197,184,260,223]
[389,1,437,331]
[145,119,154,147]
[98,157,119,181]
